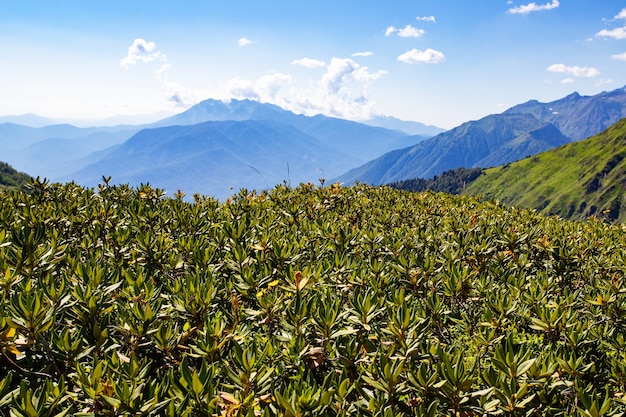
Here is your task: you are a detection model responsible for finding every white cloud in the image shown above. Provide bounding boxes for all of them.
[120,38,204,108]
[297,58,386,119]
[320,57,386,92]
[385,25,425,38]
[119,38,386,119]
[291,58,326,68]
[257,73,293,99]
[352,51,373,57]
[597,27,626,40]
[120,38,167,69]
[217,57,387,120]
[398,48,445,64]
[507,0,559,14]
[238,38,254,47]
[547,63,600,77]
[162,78,205,107]
[385,26,397,37]
[417,16,436,23]
[561,78,575,84]
[217,73,293,103]
[219,77,259,100]
[397,25,426,38]
[615,8,626,20]
[612,52,626,61]
[156,63,171,75]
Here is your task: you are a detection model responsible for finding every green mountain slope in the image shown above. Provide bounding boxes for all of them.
[0,161,31,189]
[465,118,626,222]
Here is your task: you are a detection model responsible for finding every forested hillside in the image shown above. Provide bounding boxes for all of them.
[0,161,31,189]
[1,180,625,415]
[388,167,483,194]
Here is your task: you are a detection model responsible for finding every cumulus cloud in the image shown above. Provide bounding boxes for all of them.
[257,73,293,99]
[162,79,205,107]
[596,9,626,40]
[298,57,386,119]
[120,38,204,108]
[561,78,575,84]
[216,57,387,120]
[218,78,259,100]
[385,25,425,38]
[612,52,626,61]
[156,63,171,75]
[398,48,445,64]
[385,26,397,37]
[507,0,559,14]
[417,16,436,23]
[398,25,426,38]
[120,38,167,69]
[320,58,386,92]
[291,58,326,68]
[238,38,254,47]
[217,73,293,103]
[597,27,626,40]
[547,63,600,77]
[352,51,373,57]
[119,35,386,119]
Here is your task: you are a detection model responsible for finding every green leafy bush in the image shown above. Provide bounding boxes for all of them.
[0,178,625,416]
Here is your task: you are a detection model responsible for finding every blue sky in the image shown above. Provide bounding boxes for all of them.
[1,1,625,128]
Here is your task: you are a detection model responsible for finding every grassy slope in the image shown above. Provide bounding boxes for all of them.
[465,118,626,222]
[0,161,31,190]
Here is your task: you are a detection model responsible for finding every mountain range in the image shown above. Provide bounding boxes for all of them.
[61,119,353,200]
[1,100,439,199]
[2,86,626,201]
[337,85,626,185]
[152,99,432,159]
[1,123,142,178]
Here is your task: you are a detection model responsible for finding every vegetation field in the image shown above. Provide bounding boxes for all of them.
[1,179,626,416]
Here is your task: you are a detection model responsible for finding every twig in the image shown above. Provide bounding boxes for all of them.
[2,351,54,380]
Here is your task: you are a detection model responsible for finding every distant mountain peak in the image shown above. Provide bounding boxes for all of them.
[360,115,445,137]
[0,113,56,128]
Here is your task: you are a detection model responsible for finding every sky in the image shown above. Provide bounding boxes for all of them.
[1,1,625,129]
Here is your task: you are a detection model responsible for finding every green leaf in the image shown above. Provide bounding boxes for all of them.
[191,371,203,396]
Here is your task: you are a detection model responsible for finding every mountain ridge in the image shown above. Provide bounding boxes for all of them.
[152,98,427,161]
[337,85,626,185]
[337,113,570,185]
[62,119,353,200]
